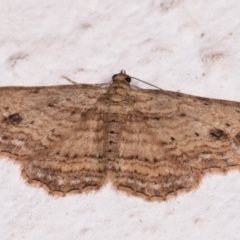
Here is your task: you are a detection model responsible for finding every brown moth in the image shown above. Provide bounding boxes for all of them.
[1,70,240,202]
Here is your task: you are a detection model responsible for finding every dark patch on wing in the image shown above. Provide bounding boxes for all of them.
[209,128,227,140]
[234,133,240,143]
[3,113,22,124]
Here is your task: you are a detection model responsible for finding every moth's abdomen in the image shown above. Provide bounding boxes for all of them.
[103,79,131,171]
[103,105,128,167]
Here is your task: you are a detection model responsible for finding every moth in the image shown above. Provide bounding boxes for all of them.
[1,70,240,202]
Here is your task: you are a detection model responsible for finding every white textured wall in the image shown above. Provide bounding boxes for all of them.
[1,1,240,239]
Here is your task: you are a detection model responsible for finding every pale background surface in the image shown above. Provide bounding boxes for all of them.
[0,1,240,239]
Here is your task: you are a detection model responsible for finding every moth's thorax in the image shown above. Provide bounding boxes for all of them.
[107,78,130,102]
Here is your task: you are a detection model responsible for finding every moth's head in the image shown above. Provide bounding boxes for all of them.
[112,70,131,83]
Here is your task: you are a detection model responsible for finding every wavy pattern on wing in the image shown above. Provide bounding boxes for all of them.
[113,87,240,201]
[0,84,107,195]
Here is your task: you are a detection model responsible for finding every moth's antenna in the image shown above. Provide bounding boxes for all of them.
[62,76,79,85]
[130,76,162,90]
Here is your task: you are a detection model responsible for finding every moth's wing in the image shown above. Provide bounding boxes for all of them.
[0,84,107,195]
[114,87,240,201]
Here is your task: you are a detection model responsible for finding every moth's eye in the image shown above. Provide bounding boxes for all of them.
[112,74,118,80]
[125,76,131,83]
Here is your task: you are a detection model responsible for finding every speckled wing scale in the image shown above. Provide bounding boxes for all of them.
[1,71,240,201]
